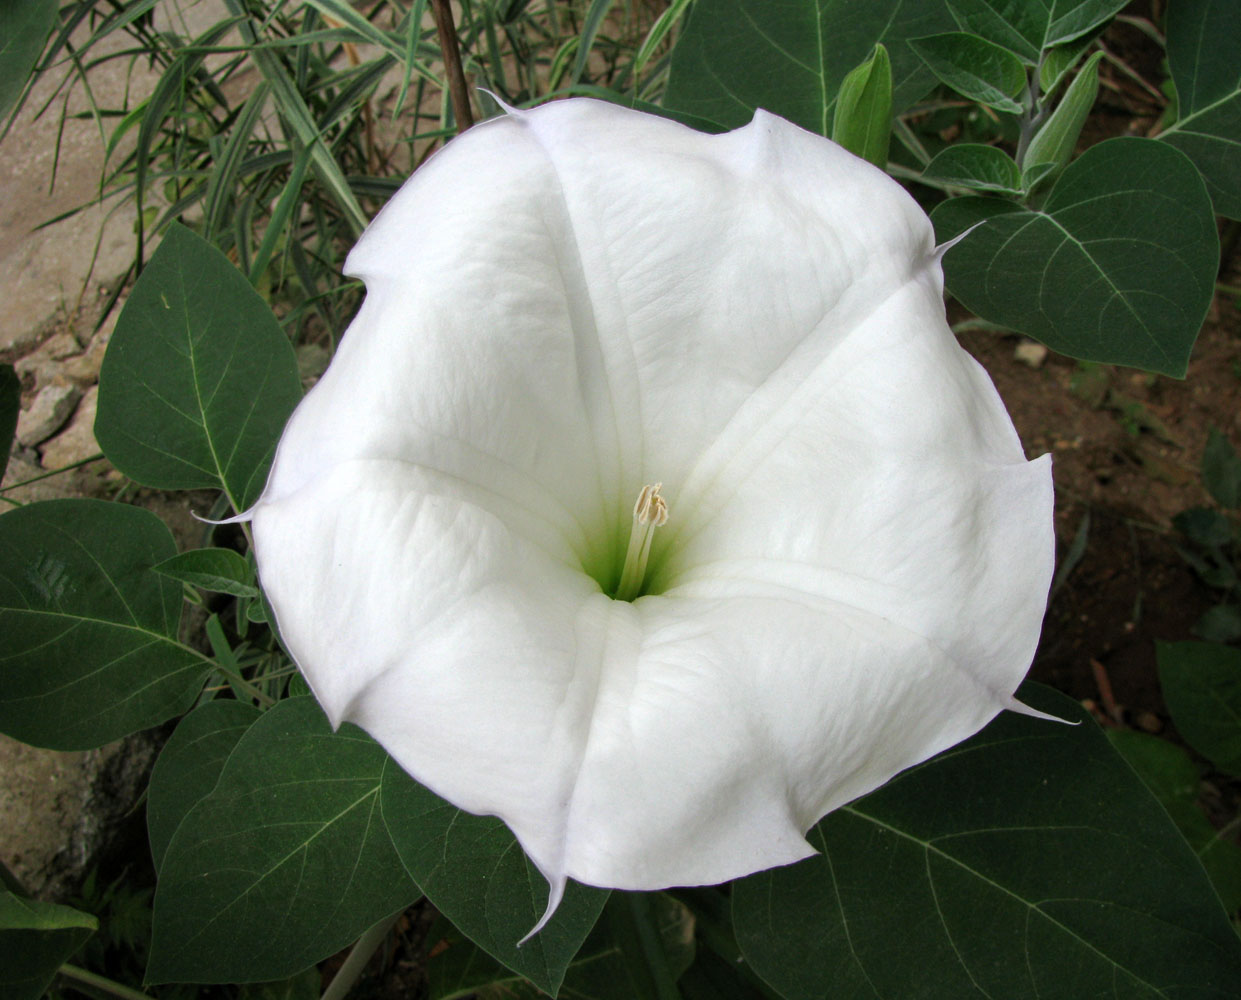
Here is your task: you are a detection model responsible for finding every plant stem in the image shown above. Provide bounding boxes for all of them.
[57,964,153,1000]
[0,452,105,493]
[430,0,475,132]
[606,892,683,1000]
[320,911,403,1000]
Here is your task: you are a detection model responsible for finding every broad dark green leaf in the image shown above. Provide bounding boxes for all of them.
[923,143,1023,194]
[153,547,258,598]
[932,137,1217,375]
[1175,506,1234,549]
[0,363,17,481]
[909,32,1025,113]
[0,891,96,1000]
[946,0,1127,64]
[382,763,608,997]
[148,697,419,984]
[1202,428,1241,508]
[0,499,209,750]
[0,0,56,122]
[1022,51,1102,172]
[1109,730,1241,912]
[147,699,262,872]
[96,223,302,512]
[1194,605,1241,644]
[1161,0,1241,219]
[831,44,892,168]
[1157,641,1241,776]
[733,684,1241,999]
[663,0,956,133]
[426,894,693,1000]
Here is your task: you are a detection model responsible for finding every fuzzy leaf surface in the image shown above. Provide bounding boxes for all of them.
[733,684,1241,999]
[663,0,955,132]
[932,137,1216,375]
[382,764,608,997]
[0,499,208,749]
[96,223,301,511]
[148,697,419,984]
[1161,0,1241,218]
[0,891,96,1000]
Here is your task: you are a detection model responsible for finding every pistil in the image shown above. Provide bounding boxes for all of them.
[614,483,668,601]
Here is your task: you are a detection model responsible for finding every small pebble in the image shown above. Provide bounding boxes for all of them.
[1014,339,1048,368]
[16,382,81,447]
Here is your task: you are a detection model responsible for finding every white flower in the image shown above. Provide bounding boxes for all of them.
[248,99,1054,932]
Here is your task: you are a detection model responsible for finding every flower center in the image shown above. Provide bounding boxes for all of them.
[612,483,668,602]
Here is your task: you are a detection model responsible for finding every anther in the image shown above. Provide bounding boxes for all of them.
[615,483,668,601]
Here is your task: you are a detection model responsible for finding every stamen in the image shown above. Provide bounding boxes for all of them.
[614,483,668,601]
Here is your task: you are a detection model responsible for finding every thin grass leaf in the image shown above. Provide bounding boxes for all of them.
[203,81,270,242]
[304,0,407,62]
[634,0,692,77]
[393,0,430,117]
[318,56,394,132]
[225,0,367,235]
[571,0,617,84]
[249,144,313,285]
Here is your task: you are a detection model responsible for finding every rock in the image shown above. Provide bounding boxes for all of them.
[16,381,81,447]
[15,331,82,384]
[40,384,100,470]
[1014,339,1048,369]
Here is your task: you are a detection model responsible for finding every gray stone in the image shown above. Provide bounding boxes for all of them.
[40,384,99,469]
[16,381,80,447]
[15,331,83,385]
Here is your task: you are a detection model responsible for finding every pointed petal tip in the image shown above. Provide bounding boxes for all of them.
[191,507,255,526]
[1005,696,1078,726]
[478,87,521,117]
[516,874,567,947]
[933,219,987,262]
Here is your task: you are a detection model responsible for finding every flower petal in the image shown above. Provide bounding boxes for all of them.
[252,99,1054,909]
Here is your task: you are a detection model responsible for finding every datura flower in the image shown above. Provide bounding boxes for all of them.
[248,98,1054,933]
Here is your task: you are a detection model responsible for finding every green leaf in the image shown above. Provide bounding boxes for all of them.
[1203,427,1241,508]
[381,763,608,996]
[909,32,1026,114]
[733,684,1241,999]
[153,548,258,598]
[147,699,262,873]
[831,44,892,168]
[0,0,56,123]
[0,363,17,481]
[148,698,418,984]
[1161,0,1241,219]
[1021,159,1059,192]
[426,893,693,1000]
[0,499,210,750]
[663,0,956,134]
[1109,729,1241,913]
[1175,506,1234,549]
[0,890,96,1000]
[1022,51,1102,172]
[1157,641,1241,776]
[932,137,1217,376]
[922,143,1023,194]
[945,0,1127,64]
[1194,605,1241,644]
[96,224,302,512]
[1039,32,1101,95]
[224,0,368,235]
